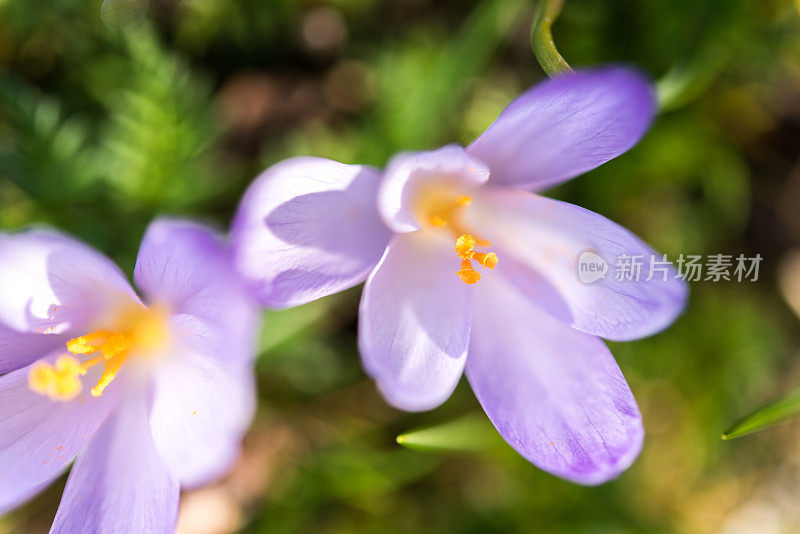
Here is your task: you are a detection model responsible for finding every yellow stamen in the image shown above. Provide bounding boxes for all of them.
[64,330,137,397]
[28,363,57,394]
[28,303,170,402]
[429,215,447,227]
[66,331,110,355]
[28,355,84,401]
[91,357,124,397]
[413,181,474,229]
[427,194,472,227]
[456,195,473,208]
[80,354,109,374]
[98,333,129,359]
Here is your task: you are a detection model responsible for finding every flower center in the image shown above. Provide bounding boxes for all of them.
[28,303,170,401]
[413,184,498,285]
[454,234,498,284]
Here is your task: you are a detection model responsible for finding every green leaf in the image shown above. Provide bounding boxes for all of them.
[0,76,99,201]
[396,413,503,453]
[258,297,337,356]
[97,26,221,212]
[654,12,735,112]
[373,0,526,154]
[100,0,149,30]
[530,0,572,78]
[722,387,800,440]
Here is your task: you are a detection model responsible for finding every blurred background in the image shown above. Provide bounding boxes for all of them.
[1,0,800,532]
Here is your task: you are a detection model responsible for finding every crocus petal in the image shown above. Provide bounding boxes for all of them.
[467,67,655,191]
[134,218,258,365]
[467,189,688,341]
[149,331,256,488]
[0,230,136,373]
[0,480,51,516]
[0,354,119,507]
[359,232,470,412]
[0,326,68,375]
[231,157,391,308]
[467,261,644,485]
[51,392,179,534]
[378,145,490,233]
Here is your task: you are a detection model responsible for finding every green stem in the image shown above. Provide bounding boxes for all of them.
[531,0,573,77]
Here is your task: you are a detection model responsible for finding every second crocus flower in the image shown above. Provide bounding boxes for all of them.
[231,67,688,484]
[0,219,258,532]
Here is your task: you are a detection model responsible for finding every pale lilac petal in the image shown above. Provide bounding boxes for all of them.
[378,145,490,232]
[0,480,51,516]
[0,230,136,373]
[134,219,258,365]
[359,232,470,412]
[0,354,119,508]
[467,262,644,485]
[466,189,688,341]
[467,67,656,191]
[149,339,255,488]
[0,326,68,375]
[135,220,257,487]
[231,157,391,308]
[51,392,179,534]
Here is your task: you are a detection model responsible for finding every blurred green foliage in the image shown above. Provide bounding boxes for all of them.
[2,0,800,533]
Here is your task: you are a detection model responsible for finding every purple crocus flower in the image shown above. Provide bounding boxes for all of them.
[231,67,688,484]
[0,218,257,531]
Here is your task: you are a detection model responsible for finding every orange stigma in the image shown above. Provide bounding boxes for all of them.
[454,233,498,285]
[413,184,498,284]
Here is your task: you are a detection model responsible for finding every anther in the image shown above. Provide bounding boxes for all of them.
[28,355,84,401]
[66,331,110,355]
[28,304,170,402]
[91,358,124,397]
